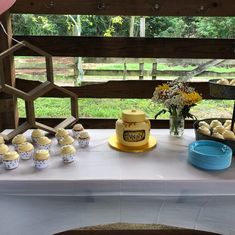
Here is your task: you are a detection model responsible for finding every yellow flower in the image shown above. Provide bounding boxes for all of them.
[181,91,202,106]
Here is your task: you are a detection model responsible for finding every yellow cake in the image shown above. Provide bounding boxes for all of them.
[116,109,151,147]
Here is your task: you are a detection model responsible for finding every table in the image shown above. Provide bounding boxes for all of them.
[0,129,235,235]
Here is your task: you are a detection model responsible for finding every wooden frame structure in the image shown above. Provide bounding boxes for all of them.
[0,0,234,130]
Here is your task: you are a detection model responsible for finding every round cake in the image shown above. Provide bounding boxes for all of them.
[116,109,151,147]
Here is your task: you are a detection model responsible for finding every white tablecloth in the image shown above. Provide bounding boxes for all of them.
[0,129,235,235]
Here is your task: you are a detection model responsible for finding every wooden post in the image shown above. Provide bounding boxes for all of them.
[0,11,19,131]
[152,62,158,80]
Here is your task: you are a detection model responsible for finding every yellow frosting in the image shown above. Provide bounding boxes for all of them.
[12,134,27,145]
[0,144,9,155]
[79,131,90,139]
[73,124,84,131]
[18,142,34,153]
[61,145,76,155]
[31,129,44,138]
[3,151,19,161]
[34,150,50,160]
[55,128,69,138]
[59,136,74,145]
[37,137,51,145]
[0,136,5,145]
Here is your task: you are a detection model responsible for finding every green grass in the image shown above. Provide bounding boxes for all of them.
[18,98,234,120]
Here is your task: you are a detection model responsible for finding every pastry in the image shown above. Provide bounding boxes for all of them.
[3,151,20,170]
[55,128,69,143]
[61,145,76,163]
[0,144,9,163]
[34,150,50,169]
[217,79,230,85]
[72,124,84,138]
[59,136,74,147]
[224,120,232,128]
[198,126,211,136]
[212,132,224,140]
[37,137,52,151]
[213,126,225,135]
[12,134,27,150]
[223,130,235,140]
[210,120,222,129]
[230,80,235,86]
[198,121,210,129]
[77,131,90,148]
[31,129,44,143]
[18,142,34,160]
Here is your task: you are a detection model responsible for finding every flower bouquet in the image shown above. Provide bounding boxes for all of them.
[152,80,202,137]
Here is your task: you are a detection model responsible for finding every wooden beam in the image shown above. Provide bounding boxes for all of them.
[16,79,212,99]
[11,0,235,16]
[0,12,19,131]
[14,36,235,59]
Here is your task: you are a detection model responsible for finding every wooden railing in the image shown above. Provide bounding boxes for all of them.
[0,0,235,130]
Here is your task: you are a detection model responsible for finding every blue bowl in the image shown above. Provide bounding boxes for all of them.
[188,140,232,171]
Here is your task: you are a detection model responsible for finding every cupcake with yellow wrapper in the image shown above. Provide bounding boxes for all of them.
[12,134,27,151]
[72,124,84,138]
[34,150,50,169]
[0,136,5,145]
[61,145,76,163]
[18,142,34,160]
[37,137,52,151]
[77,131,90,148]
[31,129,44,143]
[55,128,69,143]
[0,144,9,163]
[3,151,20,170]
[59,135,74,147]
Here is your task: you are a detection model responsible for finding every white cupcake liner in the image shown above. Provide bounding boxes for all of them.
[34,159,49,169]
[62,153,76,163]
[37,144,51,151]
[19,149,34,160]
[3,158,19,170]
[72,130,82,138]
[78,138,90,148]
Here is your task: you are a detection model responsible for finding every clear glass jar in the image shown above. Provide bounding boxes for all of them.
[169,114,185,137]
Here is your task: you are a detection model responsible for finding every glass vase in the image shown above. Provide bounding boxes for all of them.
[169,114,185,137]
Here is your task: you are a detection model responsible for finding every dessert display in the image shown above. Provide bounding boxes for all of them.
[12,134,27,150]
[34,150,50,169]
[0,136,5,145]
[55,128,69,143]
[59,135,74,147]
[37,137,52,150]
[0,144,9,163]
[77,131,90,148]
[18,142,34,160]
[31,129,44,143]
[3,151,20,170]
[72,124,84,138]
[116,109,151,147]
[61,145,76,163]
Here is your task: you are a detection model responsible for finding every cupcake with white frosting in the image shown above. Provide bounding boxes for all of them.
[61,145,76,163]
[77,131,90,148]
[3,151,20,170]
[59,136,74,147]
[31,129,44,143]
[0,144,9,163]
[18,142,34,160]
[72,124,84,138]
[55,128,69,143]
[37,137,52,151]
[34,150,50,169]
[0,136,5,145]
[12,134,27,151]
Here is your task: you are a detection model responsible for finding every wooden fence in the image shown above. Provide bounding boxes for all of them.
[0,0,235,130]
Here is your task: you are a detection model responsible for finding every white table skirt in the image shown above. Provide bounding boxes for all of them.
[0,129,235,235]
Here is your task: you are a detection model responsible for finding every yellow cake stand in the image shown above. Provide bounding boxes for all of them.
[108,135,157,153]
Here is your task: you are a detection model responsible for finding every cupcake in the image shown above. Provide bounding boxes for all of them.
[37,137,52,151]
[31,129,44,143]
[12,134,27,151]
[61,145,76,163]
[3,151,20,170]
[77,131,90,148]
[59,136,74,147]
[0,136,5,145]
[55,128,69,143]
[34,150,50,169]
[18,142,34,160]
[72,124,84,138]
[0,144,9,163]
